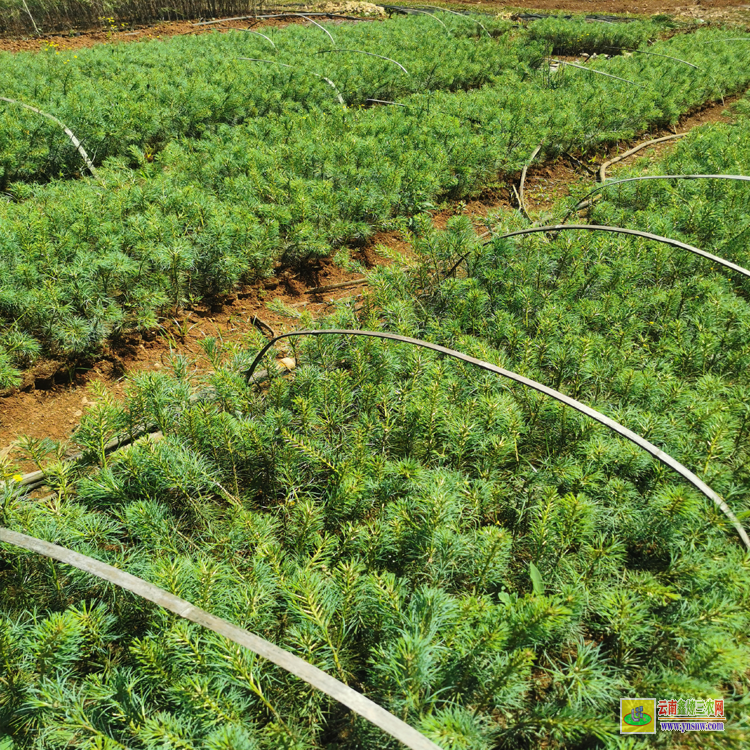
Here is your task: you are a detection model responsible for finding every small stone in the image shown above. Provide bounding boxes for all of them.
[154,362,162,369]
[73,409,82,417]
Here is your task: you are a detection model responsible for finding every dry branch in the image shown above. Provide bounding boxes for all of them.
[305,278,368,294]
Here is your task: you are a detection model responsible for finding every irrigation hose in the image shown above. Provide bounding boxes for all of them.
[0,528,443,750]
[244,330,750,550]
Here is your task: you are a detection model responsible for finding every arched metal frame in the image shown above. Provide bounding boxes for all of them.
[244,329,750,550]
[0,528,442,750]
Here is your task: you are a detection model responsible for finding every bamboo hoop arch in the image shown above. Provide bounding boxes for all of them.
[0,97,99,179]
[243,28,277,49]
[0,528,443,750]
[633,49,700,69]
[236,58,345,105]
[598,133,686,182]
[467,224,750,279]
[394,7,449,31]
[317,49,410,75]
[517,142,543,218]
[552,60,645,89]
[422,6,491,37]
[244,329,750,550]
[295,14,336,46]
[566,174,750,220]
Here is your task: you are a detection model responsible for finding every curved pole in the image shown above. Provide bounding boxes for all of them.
[604,47,701,71]
[237,58,345,105]
[486,224,750,279]
[518,142,543,218]
[244,329,750,550]
[0,528,443,750]
[295,14,336,46]
[423,6,491,37]
[0,96,99,179]
[598,133,686,182]
[317,49,410,75]
[396,7,449,31]
[633,49,700,69]
[567,175,750,220]
[243,28,277,49]
[367,98,408,108]
[553,60,645,89]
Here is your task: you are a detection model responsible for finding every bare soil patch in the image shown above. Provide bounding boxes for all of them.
[0,14,376,54]
[0,246,387,461]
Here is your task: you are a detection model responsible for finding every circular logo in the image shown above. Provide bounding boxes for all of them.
[623,712,652,727]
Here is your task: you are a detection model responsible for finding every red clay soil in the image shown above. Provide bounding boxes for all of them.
[0,248,386,468]
[3,0,749,55]
[0,15,375,54]
[0,93,740,471]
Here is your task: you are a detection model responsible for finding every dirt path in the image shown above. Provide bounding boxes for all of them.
[0,91,740,470]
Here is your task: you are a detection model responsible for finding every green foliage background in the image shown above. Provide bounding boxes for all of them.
[1,16,750,749]
[1,17,749,387]
[2,83,750,747]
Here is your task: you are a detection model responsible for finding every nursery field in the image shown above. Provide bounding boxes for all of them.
[2,10,750,750]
